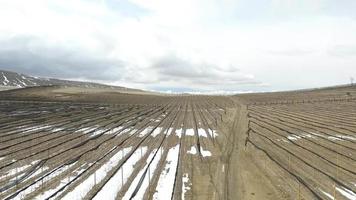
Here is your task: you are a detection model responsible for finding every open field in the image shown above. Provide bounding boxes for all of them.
[0,85,356,200]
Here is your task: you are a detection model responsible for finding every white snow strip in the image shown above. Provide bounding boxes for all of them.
[186,129,195,136]
[200,147,212,157]
[13,163,79,200]
[153,144,180,200]
[14,82,22,88]
[16,78,27,87]
[33,163,77,200]
[37,166,86,200]
[0,160,40,181]
[198,128,208,137]
[151,127,163,137]
[319,189,335,200]
[334,135,356,141]
[287,133,315,141]
[129,148,162,200]
[336,187,356,200]
[62,147,132,200]
[93,147,147,200]
[328,136,343,141]
[75,126,99,134]
[51,128,64,132]
[166,127,174,136]
[138,127,154,137]
[182,173,191,200]
[276,138,289,143]
[23,125,52,133]
[309,132,354,141]
[128,129,138,136]
[24,165,49,182]
[121,127,132,135]
[26,77,38,85]
[122,148,158,200]
[105,127,123,135]
[208,129,219,138]
[187,146,197,155]
[2,72,9,86]
[287,135,301,141]
[175,128,183,138]
[76,125,122,137]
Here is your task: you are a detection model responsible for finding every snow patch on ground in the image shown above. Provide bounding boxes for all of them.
[187,146,197,155]
[208,129,219,138]
[33,163,77,200]
[287,133,315,141]
[198,128,207,137]
[138,127,154,137]
[319,189,335,200]
[75,126,99,134]
[176,128,183,138]
[336,187,356,200]
[153,144,180,200]
[151,127,162,137]
[2,72,9,85]
[128,129,138,136]
[287,135,302,141]
[15,163,78,200]
[310,132,356,141]
[16,78,27,87]
[186,129,195,136]
[22,125,52,133]
[62,147,132,200]
[23,165,50,183]
[166,127,174,136]
[75,126,123,137]
[0,160,40,181]
[276,138,289,143]
[130,148,162,200]
[182,173,191,200]
[334,135,356,141]
[51,127,64,132]
[122,148,159,200]
[105,127,124,134]
[200,147,212,157]
[327,136,343,141]
[187,146,211,157]
[93,147,147,200]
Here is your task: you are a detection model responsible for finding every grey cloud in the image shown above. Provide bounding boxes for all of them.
[150,55,262,89]
[152,55,214,78]
[0,36,263,91]
[0,36,125,81]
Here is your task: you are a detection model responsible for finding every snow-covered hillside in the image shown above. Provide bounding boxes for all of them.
[0,69,133,90]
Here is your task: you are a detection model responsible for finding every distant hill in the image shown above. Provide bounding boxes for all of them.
[0,69,140,91]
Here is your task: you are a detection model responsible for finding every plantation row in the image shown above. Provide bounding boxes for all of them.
[246,100,356,200]
[0,97,229,200]
[239,84,356,105]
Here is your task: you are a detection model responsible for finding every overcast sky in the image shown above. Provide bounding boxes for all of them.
[0,0,356,93]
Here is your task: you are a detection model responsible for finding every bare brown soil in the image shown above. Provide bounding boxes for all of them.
[0,85,355,200]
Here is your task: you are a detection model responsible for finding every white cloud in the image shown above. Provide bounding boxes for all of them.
[0,0,356,92]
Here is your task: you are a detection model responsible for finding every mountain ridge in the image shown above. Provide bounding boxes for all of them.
[0,69,140,92]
